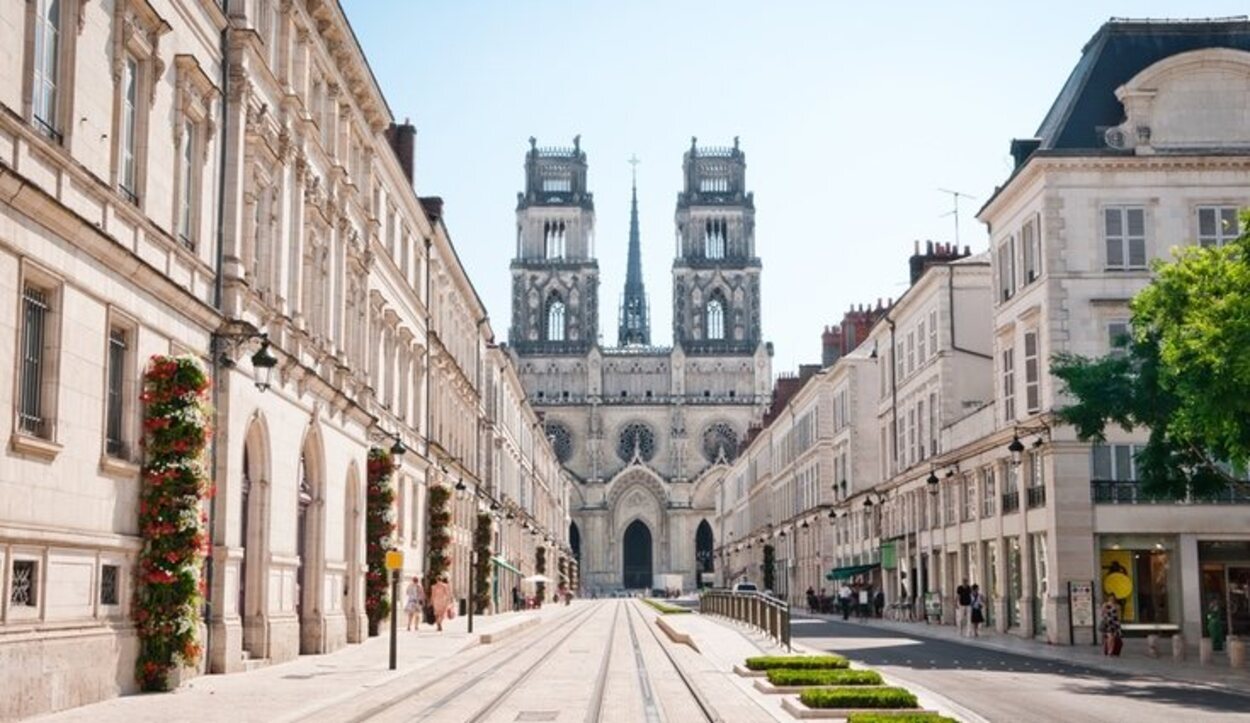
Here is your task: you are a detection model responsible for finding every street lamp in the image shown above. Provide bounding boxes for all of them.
[926,469,940,496]
[215,330,279,392]
[1007,435,1025,465]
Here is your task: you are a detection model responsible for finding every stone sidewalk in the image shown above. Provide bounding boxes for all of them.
[795,609,1250,697]
[33,603,579,723]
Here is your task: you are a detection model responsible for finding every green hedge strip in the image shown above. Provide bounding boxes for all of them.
[745,655,849,671]
[767,668,883,686]
[799,687,919,710]
[850,710,955,715]
[642,598,691,614]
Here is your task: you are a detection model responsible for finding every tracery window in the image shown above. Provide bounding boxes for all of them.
[616,422,656,463]
[545,422,573,463]
[706,295,725,340]
[704,218,727,259]
[545,294,566,342]
[702,422,738,463]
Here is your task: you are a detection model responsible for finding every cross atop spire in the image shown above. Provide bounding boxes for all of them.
[618,156,650,347]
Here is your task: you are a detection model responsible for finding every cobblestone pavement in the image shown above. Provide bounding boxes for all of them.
[33,600,777,723]
[789,611,1250,723]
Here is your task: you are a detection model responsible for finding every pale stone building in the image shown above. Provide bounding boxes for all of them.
[0,0,568,717]
[509,137,771,593]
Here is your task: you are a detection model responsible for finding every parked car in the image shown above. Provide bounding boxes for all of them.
[733,582,758,593]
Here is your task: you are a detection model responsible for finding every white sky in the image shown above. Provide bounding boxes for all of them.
[343,1,1245,373]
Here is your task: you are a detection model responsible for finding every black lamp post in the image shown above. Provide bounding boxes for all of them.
[1007,434,1026,465]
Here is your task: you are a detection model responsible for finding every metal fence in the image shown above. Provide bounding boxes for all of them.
[699,590,790,650]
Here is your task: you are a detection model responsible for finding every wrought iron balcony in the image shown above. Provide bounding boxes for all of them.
[1001,490,1021,514]
[1026,485,1047,509]
[1090,480,1250,505]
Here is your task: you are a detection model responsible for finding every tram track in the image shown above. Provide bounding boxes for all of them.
[325,601,601,723]
[624,600,719,723]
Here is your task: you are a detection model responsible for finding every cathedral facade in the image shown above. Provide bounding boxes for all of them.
[508,137,771,592]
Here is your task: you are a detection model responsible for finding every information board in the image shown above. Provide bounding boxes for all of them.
[1069,580,1094,628]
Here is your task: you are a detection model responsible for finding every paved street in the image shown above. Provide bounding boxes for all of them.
[790,613,1250,723]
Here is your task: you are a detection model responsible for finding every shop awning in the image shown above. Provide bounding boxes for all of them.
[826,563,880,581]
[491,556,522,575]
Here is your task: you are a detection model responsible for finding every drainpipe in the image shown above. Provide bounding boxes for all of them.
[204,19,232,673]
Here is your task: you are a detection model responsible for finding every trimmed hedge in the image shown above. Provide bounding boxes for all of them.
[643,598,691,614]
[745,655,849,671]
[800,687,918,710]
[767,668,883,686]
[850,710,955,715]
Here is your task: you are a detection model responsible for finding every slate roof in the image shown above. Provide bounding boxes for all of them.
[1035,17,1250,151]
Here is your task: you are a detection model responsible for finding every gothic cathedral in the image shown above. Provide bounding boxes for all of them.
[509,136,771,592]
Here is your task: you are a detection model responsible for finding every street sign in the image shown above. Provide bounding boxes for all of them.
[1068,580,1096,646]
[385,550,404,571]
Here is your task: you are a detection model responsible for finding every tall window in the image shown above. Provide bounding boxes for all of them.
[1001,347,1015,422]
[1108,320,1131,358]
[929,391,938,456]
[906,331,915,374]
[704,218,726,259]
[981,468,997,517]
[1022,217,1040,282]
[19,284,52,438]
[545,295,566,342]
[706,297,725,340]
[32,0,62,138]
[928,309,938,353]
[997,236,1016,301]
[119,56,139,201]
[917,321,927,364]
[106,327,128,458]
[917,399,926,462]
[1023,331,1040,413]
[894,342,903,382]
[178,122,195,244]
[1197,206,1239,248]
[544,220,566,259]
[1104,207,1146,269]
[1091,443,1141,481]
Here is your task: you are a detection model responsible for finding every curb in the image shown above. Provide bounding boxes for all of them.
[655,615,701,653]
[478,615,540,644]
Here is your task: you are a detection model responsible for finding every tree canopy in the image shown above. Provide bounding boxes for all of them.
[1052,214,1250,499]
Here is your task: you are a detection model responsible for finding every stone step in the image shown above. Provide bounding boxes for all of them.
[241,657,270,672]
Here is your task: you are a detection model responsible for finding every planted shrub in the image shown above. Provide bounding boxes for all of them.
[800,687,918,710]
[643,598,690,614]
[767,668,883,686]
[744,654,849,671]
[850,710,955,715]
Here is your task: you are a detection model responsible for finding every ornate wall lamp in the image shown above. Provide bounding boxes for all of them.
[214,330,278,391]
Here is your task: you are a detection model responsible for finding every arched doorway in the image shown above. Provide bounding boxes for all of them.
[570,522,581,563]
[343,463,362,643]
[296,452,313,650]
[696,520,714,589]
[240,419,269,659]
[622,520,652,590]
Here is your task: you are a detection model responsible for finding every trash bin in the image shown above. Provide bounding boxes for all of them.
[1207,611,1226,652]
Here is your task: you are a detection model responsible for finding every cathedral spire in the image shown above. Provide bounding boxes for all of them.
[618,156,650,346]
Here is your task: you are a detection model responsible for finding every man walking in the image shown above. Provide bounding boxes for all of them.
[838,582,853,620]
[956,579,972,636]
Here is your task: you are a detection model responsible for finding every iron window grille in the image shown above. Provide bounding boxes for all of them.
[100,564,119,606]
[11,560,37,607]
[106,328,128,457]
[19,286,50,438]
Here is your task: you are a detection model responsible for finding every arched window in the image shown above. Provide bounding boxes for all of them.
[704,218,726,259]
[545,294,566,342]
[706,297,725,341]
[545,220,566,259]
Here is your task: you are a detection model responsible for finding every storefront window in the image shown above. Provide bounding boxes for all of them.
[1031,533,1049,634]
[984,540,999,627]
[1100,535,1180,626]
[1008,537,1022,628]
[1198,541,1250,636]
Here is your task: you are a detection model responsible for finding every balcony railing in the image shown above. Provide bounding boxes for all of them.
[1091,480,1250,505]
[1026,486,1047,509]
[1001,490,1020,514]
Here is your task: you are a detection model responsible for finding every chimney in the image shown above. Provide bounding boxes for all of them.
[909,239,971,285]
[822,326,842,367]
[385,119,417,186]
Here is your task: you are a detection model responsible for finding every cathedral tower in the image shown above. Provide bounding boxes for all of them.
[672,137,761,353]
[510,137,599,354]
[617,159,650,346]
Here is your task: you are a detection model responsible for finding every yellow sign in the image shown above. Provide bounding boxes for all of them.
[385,550,404,571]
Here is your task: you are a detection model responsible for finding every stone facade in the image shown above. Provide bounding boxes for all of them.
[719,20,1250,651]
[509,138,771,593]
[0,1,568,718]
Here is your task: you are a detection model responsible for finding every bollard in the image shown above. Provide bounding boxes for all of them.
[1146,634,1159,658]
[1199,637,1213,665]
[1229,637,1246,668]
[1171,633,1185,661]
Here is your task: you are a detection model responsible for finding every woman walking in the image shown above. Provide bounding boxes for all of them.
[430,575,453,632]
[404,575,424,631]
[969,584,985,637]
[1101,595,1123,656]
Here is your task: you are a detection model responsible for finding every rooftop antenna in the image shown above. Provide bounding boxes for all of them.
[938,188,976,247]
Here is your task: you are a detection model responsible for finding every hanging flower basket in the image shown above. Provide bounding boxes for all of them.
[133,355,212,692]
[424,485,452,622]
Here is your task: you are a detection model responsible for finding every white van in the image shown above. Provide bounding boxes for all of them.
[732,582,758,593]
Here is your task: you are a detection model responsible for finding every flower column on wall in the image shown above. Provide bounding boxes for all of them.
[365,448,396,636]
[426,485,451,617]
[473,512,492,614]
[133,355,212,692]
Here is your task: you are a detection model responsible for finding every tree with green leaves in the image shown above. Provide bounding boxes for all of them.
[1052,214,1250,499]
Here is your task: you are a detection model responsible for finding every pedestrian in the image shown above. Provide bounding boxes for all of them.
[1100,595,1122,656]
[874,589,885,618]
[819,588,829,614]
[838,582,853,620]
[806,586,817,613]
[430,575,453,632]
[970,584,985,637]
[512,586,521,612]
[404,575,424,631]
[956,579,972,636]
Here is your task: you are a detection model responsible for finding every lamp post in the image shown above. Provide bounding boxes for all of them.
[214,330,279,392]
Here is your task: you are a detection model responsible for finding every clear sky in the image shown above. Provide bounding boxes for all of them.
[342,1,1245,373]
